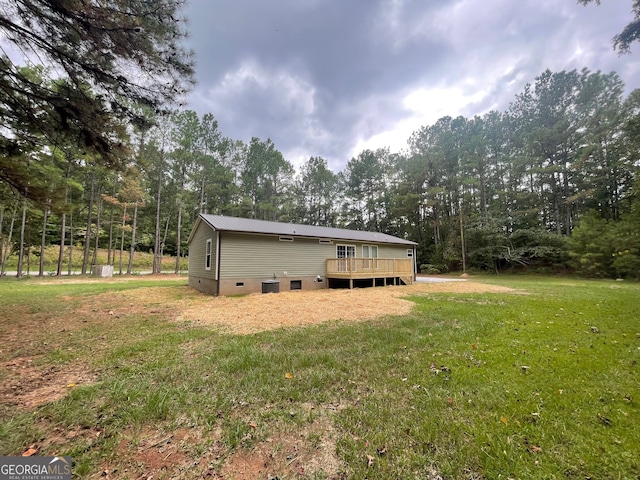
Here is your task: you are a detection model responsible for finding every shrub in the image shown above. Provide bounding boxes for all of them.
[420,264,441,274]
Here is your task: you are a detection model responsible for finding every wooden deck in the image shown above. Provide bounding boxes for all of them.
[326,258,414,288]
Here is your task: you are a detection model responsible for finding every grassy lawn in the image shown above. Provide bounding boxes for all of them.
[0,276,638,479]
[1,246,188,273]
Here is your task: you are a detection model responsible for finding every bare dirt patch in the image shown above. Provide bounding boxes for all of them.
[219,427,344,480]
[0,306,101,412]
[219,406,344,480]
[68,286,201,320]
[17,419,104,458]
[102,426,197,479]
[0,357,98,410]
[98,406,345,480]
[177,281,515,335]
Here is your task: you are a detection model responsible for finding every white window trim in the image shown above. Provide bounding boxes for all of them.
[279,236,294,242]
[205,238,212,271]
[407,249,414,258]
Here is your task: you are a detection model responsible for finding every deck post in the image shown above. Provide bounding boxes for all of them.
[349,279,353,289]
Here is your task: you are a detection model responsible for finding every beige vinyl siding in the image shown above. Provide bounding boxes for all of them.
[379,244,416,274]
[219,232,412,279]
[188,223,217,279]
[376,244,412,259]
[220,233,332,278]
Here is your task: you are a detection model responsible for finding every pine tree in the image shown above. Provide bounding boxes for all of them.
[0,0,195,201]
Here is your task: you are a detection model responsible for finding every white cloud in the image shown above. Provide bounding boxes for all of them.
[350,83,492,158]
[204,59,317,118]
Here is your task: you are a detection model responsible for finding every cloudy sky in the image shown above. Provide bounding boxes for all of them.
[183,0,639,172]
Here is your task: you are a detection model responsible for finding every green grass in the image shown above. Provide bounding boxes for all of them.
[1,245,188,272]
[0,276,638,479]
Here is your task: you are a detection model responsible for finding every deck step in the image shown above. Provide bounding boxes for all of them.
[399,276,413,286]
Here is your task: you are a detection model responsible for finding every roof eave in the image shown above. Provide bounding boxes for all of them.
[198,214,418,246]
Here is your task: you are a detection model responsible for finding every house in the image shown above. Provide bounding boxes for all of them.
[187,214,418,296]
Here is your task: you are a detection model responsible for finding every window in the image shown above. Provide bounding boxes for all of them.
[290,280,302,290]
[336,244,356,258]
[205,238,212,270]
[407,249,414,258]
[279,236,294,242]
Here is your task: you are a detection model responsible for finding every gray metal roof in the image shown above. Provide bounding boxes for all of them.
[198,214,417,246]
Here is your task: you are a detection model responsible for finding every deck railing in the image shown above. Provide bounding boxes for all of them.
[326,258,414,279]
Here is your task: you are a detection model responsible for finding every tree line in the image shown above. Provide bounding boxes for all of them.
[1,67,639,278]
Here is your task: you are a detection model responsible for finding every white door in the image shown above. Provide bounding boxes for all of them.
[362,245,378,269]
[337,245,355,272]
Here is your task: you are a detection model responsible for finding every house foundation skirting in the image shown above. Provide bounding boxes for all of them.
[189,275,219,295]
[218,276,327,296]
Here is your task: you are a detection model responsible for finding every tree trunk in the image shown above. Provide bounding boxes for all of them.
[119,204,127,275]
[67,211,73,275]
[92,187,103,267]
[26,242,31,275]
[0,206,4,274]
[57,213,66,276]
[107,200,115,265]
[554,193,562,235]
[479,168,487,221]
[175,157,187,274]
[127,202,138,274]
[82,170,96,274]
[459,208,466,274]
[175,202,182,274]
[160,214,170,265]
[562,164,572,235]
[433,205,441,247]
[153,175,162,274]
[16,200,27,278]
[1,203,17,277]
[199,172,206,214]
[39,203,49,276]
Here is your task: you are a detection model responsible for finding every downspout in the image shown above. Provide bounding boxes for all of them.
[413,246,417,280]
